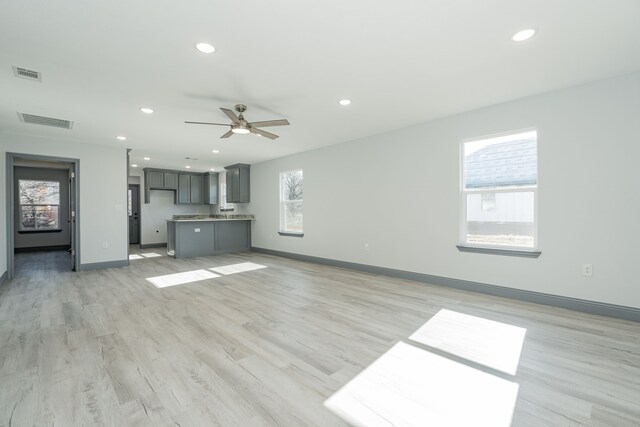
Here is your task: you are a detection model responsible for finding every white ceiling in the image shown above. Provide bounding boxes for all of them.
[1,0,639,172]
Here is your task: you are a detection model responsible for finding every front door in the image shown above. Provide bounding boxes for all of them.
[128,184,140,245]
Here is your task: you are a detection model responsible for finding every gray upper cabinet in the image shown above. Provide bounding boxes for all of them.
[190,175,203,204]
[142,167,225,205]
[177,173,204,204]
[178,174,191,204]
[147,171,164,189]
[225,163,250,203]
[145,169,178,190]
[164,172,178,190]
[203,172,219,205]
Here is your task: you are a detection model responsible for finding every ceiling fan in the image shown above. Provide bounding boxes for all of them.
[185,104,290,140]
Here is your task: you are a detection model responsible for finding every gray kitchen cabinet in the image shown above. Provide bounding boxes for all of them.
[215,221,251,253]
[224,163,250,203]
[167,219,251,259]
[148,171,164,188]
[178,174,191,204]
[171,222,215,259]
[164,172,178,190]
[190,175,203,204]
[177,173,203,204]
[142,167,225,205]
[203,172,219,205]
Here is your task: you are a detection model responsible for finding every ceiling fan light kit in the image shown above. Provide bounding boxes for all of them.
[185,103,289,140]
[231,125,250,134]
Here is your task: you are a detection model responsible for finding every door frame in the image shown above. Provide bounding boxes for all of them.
[5,153,80,279]
[128,183,141,245]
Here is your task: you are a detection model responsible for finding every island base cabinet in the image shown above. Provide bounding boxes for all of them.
[214,221,251,254]
[173,222,215,259]
[167,220,251,259]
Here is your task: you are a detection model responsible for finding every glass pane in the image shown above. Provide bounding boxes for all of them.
[281,170,303,201]
[20,206,36,230]
[466,191,534,248]
[284,200,303,232]
[464,131,537,189]
[128,189,132,216]
[19,180,60,204]
[20,205,59,230]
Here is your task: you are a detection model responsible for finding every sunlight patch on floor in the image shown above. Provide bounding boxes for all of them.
[141,252,162,258]
[409,309,526,375]
[146,270,220,288]
[129,254,144,260]
[324,342,519,427]
[210,262,267,275]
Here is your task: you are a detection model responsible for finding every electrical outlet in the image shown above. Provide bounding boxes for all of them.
[364,243,370,251]
[582,263,593,276]
[102,242,109,249]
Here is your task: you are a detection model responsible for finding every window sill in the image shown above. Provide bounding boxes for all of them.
[18,229,63,234]
[278,231,304,238]
[456,245,541,258]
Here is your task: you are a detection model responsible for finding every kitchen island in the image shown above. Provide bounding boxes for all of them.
[166,215,254,259]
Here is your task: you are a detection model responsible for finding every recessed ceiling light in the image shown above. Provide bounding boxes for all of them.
[339,99,351,106]
[116,136,127,141]
[210,168,215,171]
[131,164,138,168]
[512,29,536,42]
[185,165,191,169]
[212,150,220,154]
[143,157,150,160]
[195,42,215,54]
[140,107,154,114]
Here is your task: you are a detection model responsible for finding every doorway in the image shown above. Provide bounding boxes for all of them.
[5,153,80,278]
[128,184,140,245]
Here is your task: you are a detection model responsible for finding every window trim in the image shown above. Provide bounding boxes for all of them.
[279,169,304,235]
[18,179,62,232]
[459,129,539,254]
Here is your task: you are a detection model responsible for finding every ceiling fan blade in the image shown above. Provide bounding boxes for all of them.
[251,127,278,140]
[220,108,239,123]
[185,121,230,126]
[248,119,290,128]
[221,130,234,138]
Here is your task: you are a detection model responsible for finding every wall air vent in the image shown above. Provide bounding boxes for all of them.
[12,66,42,82]
[17,112,74,129]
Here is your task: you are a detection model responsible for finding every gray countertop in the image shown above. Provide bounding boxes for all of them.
[167,218,255,222]
[167,214,255,222]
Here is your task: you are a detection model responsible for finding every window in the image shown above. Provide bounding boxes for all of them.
[18,179,60,231]
[219,172,234,211]
[461,130,537,251]
[279,169,303,234]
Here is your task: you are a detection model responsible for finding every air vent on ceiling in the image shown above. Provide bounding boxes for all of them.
[12,66,42,82]
[17,113,74,129]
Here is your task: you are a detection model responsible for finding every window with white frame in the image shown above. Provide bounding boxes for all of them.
[18,179,60,231]
[461,130,537,250]
[279,169,303,234]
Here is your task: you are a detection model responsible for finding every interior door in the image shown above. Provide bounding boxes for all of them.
[128,184,140,244]
[69,166,77,271]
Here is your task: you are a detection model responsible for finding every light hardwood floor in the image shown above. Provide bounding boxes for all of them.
[0,248,639,426]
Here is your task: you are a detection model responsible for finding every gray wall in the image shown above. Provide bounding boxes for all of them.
[250,71,640,309]
[14,166,70,249]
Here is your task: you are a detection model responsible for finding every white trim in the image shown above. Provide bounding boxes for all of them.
[278,169,304,234]
[459,129,539,251]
